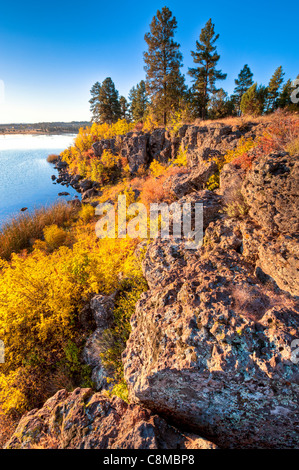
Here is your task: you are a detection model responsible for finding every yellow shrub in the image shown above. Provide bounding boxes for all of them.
[61,120,135,179]
[149,160,167,177]
[167,109,183,137]
[0,223,143,414]
[171,144,188,167]
[43,224,69,251]
[101,150,120,168]
[143,113,159,133]
[78,204,95,224]
[206,137,256,190]
[223,137,256,165]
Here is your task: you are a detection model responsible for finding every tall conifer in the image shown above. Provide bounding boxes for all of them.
[266,66,285,112]
[143,7,185,125]
[188,19,226,119]
[89,81,102,122]
[129,80,149,122]
[119,96,130,120]
[233,64,254,115]
[97,77,121,124]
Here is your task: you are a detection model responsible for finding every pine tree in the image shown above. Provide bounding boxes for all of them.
[240,83,266,116]
[188,18,227,119]
[89,82,102,122]
[208,88,234,119]
[277,79,293,108]
[119,96,130,120]
[232,64,254,115]
[266,66,285,112]
[129,80,149,122]
[143,6,186,125]
[97,77,121,124]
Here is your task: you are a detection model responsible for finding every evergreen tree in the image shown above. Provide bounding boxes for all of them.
[265,66,285,112]
[277,79,293,108]
[208,88,234,119]
[119,96,130,120]
[97,77,121,124]
[188,18,227,119]
[89,81,102,122]
[232,64,254,115]
[129,80,149,121]
[128,86,137,121]
[143,6,186,125]
[240,83,266,116]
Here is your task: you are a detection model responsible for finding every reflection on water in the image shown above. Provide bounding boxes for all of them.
[0,134,79,226]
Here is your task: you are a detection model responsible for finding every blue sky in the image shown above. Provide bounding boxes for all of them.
[0,0,298,123]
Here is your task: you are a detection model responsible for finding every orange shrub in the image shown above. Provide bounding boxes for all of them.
[139,166,186,207]
[257,110,299,154]
[230,153,256,170]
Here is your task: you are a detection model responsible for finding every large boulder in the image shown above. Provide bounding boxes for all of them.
[81,187,99,200]
[5,388,217,449]
[122,228,299,449]
[169,160,218,198]
[180,122,264,167]
[93,138,116,158]
[148,128,171,163]
[241,152,299,235]
[79,179,93,193]
[121,132,150,173]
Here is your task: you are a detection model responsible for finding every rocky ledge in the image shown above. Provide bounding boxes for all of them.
[5,388,217,449]
[54,120,266,201]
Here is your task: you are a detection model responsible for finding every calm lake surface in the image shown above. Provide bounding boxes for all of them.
[0,134,79,226]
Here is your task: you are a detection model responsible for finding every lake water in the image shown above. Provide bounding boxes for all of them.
[0,134,79,226]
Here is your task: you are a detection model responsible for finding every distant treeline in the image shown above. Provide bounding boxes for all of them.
[0,121,90,134]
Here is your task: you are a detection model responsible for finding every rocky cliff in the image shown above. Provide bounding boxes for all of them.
[5,118,299,449]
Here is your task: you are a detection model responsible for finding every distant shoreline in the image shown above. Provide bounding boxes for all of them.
[0,130,79,135]
[0,121,90,135]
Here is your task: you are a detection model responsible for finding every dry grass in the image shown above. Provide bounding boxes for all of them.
[286,136,299,156]
[46,154,59,163]
[0,408,18,448]
[194,115,263,128]
[0,202,78,260]
[195,110,299,129]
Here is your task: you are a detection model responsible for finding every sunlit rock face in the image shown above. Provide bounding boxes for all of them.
[122,149,299,449]
[123,236,299,448]
[5,388,217,449]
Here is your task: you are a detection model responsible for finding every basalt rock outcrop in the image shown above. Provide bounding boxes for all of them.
[91,121,265,175]
[167,160,218,198]
[5,388,217,449]
[123,228,299,449]
[122,151,299,449]
[55,121,265,198]
[241,152,299,235]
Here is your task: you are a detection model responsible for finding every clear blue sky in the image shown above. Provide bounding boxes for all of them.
[0,0,298,123]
